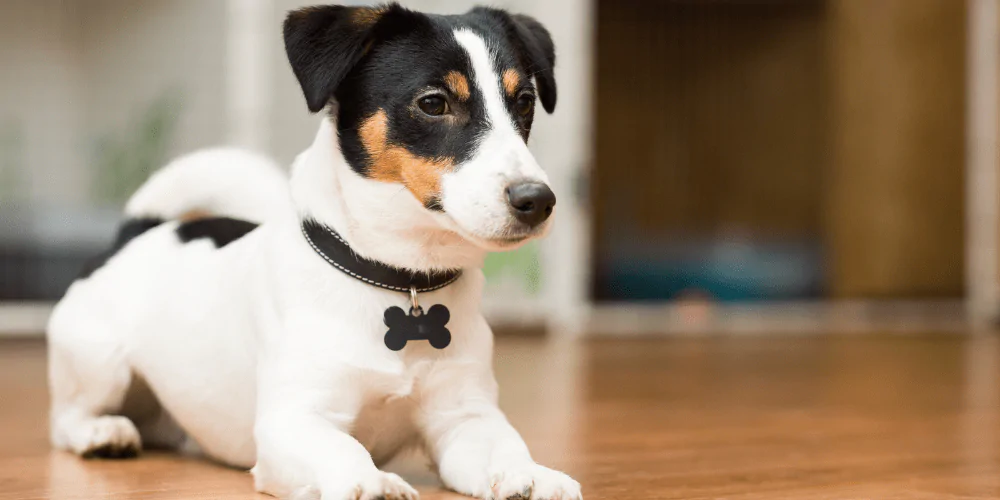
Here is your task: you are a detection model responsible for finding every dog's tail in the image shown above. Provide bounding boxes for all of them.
[124,148,291,223]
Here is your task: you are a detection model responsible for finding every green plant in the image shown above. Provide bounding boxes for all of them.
[93,90,183,205]
[482,242,542,295]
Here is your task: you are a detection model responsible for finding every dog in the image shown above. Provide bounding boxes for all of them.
[46,3,582,500]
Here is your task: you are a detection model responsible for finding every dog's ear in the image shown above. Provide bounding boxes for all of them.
[474,8,558,114]
[509,13,557,114]
[283,3,419,113]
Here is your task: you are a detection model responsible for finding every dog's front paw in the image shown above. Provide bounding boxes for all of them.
[487,464,582,500]
[320,471,420,500]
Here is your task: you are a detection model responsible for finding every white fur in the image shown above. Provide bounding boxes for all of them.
[126,147,292,222]
[442,30,553,251]
[47,30,580,500]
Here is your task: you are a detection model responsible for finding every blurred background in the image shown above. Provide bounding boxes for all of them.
[0,0,995,338]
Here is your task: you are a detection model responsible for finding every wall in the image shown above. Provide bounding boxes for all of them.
[0,0,228,208]
[79,0,228,204]
[0,0,86,206]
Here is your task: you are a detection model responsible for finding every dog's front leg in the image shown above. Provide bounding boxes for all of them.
[251,351,418,500]
[421,367,582,500]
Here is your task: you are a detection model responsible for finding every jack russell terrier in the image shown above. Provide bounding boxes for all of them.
[47,3,580,500]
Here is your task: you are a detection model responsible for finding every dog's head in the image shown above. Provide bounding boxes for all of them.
[285,3,557,251]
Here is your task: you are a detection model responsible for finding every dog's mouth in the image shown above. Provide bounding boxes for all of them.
[488,234,532,247]
[459,225,549,251]
[431,198,553,252]
[433,215,540,251]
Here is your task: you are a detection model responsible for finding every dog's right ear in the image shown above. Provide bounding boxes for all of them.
[284,3,413,113]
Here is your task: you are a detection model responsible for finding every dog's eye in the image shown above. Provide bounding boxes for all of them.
[515,93,535,118]
[417,94,449,116]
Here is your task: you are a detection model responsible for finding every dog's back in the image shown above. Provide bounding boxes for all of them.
[47,148,289,467]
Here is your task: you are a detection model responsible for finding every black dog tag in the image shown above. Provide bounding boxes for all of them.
[383,304,451,351]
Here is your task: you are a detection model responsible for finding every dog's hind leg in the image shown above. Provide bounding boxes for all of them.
[47,307,142,459]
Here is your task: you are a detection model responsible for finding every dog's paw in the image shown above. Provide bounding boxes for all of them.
[322,471,420,500]
[75,416,142,459]
[487,464,582,500]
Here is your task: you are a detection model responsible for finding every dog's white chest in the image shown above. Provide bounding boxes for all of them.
[350,359,436,464]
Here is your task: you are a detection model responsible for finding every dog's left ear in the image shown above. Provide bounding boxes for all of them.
[475,8,558,114]
[284,3,421,113]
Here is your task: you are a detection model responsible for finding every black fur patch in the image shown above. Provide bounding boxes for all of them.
[79,217,165,280]
[283,3,557,178]
[175,217,259,248]
[464,7,557,114]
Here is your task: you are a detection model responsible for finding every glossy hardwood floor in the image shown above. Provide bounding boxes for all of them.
[3,333,1000,499]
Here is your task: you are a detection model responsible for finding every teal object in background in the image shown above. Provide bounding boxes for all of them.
[597,239,824,302]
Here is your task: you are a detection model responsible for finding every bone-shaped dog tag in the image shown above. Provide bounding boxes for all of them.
[383,304,451,351]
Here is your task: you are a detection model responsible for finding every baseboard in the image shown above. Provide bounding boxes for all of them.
[0,299,972,339]
[585,299,969,336]
[0,302,52,338]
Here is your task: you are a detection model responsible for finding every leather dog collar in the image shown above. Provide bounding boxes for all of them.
[300,219,461,351]
[300,219,462,293]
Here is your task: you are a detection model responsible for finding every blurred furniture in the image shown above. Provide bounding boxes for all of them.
[593,0,968,304]
[0,205,119,301]
[826,0,966,298]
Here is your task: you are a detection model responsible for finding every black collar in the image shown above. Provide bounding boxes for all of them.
[300,219,463,293]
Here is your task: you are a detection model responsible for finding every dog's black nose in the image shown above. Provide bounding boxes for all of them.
[506,182,556,227]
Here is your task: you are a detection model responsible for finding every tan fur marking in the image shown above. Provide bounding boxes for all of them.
[444,71,471,101]
[502,69,521,97]
[178,210,213,222]
[399,153,452,205]
[360,109,389,160]
[359,109,454,205]
[351,6,387,27]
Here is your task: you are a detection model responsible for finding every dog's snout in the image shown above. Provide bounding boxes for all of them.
[505,182,556,227]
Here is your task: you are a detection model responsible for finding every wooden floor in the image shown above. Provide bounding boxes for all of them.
[4,333,1000,499]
